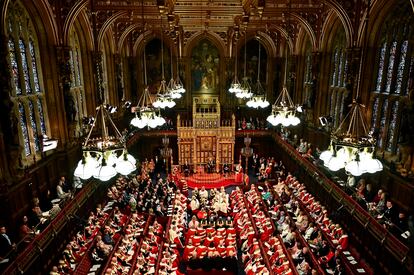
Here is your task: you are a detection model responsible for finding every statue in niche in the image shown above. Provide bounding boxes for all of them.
[191,40,219,93]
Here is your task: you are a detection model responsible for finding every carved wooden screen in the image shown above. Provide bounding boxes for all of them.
[179,143,193,165]
[219,143,233,165]
[197,136,216,164]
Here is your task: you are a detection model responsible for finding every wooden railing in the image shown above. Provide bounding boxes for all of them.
[3,179,103,274]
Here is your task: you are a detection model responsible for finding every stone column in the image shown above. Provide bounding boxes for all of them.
[0,33,14,182]
[56,46,76,138]
[93,51,104,104]
[114,53,125,103]
[308,51,321,124]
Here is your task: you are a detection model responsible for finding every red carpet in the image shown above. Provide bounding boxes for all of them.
[183,173,242,189]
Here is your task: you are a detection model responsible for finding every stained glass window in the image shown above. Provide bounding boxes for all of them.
[386,101,399,151]
[305,54,312,83]
[19,38,32,94]
[342,59,348,87]
[28,101,40,151]
[69,50,75,86]
[19,103,31,156]
[7,1,49,162]
[407,57,414,95]
[377,99,388,148]
[331,49,338,86]
[29,39,40,93]
[395,40,408,94]
[330,91,337,118]
[75,48,81,86]
[335,92,342,127]
[376,42,387,91]
[371,6,413,154]
[385,41,397,93]
[37,98,46,135]
[371,97,379,132]
[8,38,21,95]
[337,50,344,87]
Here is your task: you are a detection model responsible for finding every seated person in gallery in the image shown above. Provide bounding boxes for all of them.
[183,161,190,177]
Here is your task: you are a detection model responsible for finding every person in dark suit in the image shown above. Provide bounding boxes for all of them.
[183,161,190,177]
[223,163,230,177]
[0,226,15,262]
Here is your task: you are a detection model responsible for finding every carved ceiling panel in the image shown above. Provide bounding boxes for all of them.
[46,0,371,52]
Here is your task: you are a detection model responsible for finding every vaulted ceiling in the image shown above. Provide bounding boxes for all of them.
[50,0,370,54]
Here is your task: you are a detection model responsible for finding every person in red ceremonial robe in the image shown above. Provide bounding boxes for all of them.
[217,240,227,257]
[186,227,196,243]
[197,207,207,220]
[196,243,208,258]
[244,174,250,186]
[225,235,236,247]
[337,233,349,250]
[213,233,223,247]
[235,162,244,183]
[226,245,237,257]
[191,234,202,246]
[183,239,196,261]
[206,226,215,236]
[204,232,214,247]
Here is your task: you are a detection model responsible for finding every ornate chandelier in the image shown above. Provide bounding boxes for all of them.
[131,86,166,129]
[320,0,381,176]
[247,37,269,108]
[228,37,242,94]
[266,86,300,126]
[130,10,166,129]
[74,104,136,181]
[319,101,383,176]
[167,47,185,99]
[153,14,176,109]
[230,28,252,99]
[267,4,300,127]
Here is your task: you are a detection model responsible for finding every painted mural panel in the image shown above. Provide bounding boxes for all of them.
[191,39,220,94]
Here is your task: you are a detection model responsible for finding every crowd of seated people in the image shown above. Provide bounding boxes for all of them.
[167,190,186,249]
[245,187,274,241]
[17,177,72,252]
[132,219,165,275]
[352,179,410,240]
[103,213,147,275]
[185,186,237,272]
[251,154,287,182]
[237,117,268,130]
[230,187,272,274]
[90,206,128,262]
[258,184,321,275]
[276,175,351,274]
[189,186,229,216]
[51,202,112,274]
[281,131,413,245]
[245,185,299,275]
[107,171,175,217]
[157,191,186,275]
